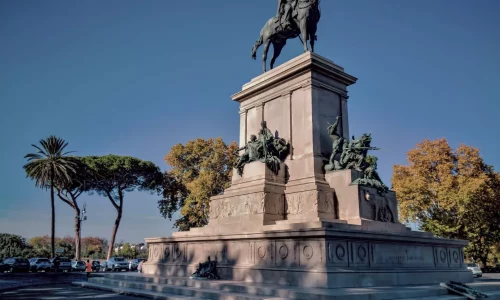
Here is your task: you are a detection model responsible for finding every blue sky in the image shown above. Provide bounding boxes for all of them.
[1,0,499,243]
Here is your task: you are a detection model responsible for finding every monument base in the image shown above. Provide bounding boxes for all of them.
[145,223,472,288]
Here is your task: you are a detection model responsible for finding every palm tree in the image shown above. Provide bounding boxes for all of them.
[23,136,76,258]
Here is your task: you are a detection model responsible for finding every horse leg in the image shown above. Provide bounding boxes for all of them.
[299,19,309,52]
[262,40,271,72]
[310,31,316,53]
[270,40,285,70]
[252,34,263,60]
[309,23,318,53]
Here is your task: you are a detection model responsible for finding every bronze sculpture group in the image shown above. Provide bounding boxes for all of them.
[251,0,321,72]
[234,116,388,197]
[324,115,389,195]
[236,121,289,176]
[190,256,220,280]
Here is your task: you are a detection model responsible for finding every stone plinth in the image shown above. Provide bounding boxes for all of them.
[232,52,356,224]
[145,225,472,288]
[325,170,400,224]
[173,162,286,237]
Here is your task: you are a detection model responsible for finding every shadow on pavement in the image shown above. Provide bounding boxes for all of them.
[0,283,140,299]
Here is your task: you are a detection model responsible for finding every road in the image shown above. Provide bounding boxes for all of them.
[0,283,143,299]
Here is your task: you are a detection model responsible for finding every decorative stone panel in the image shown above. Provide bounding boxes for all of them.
[274,240,299,267]
[349,241,369,267]
[434,246,449,268]
[327,240,349,267]
[255,241,274,266]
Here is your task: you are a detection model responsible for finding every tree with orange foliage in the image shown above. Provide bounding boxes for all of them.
[158,138,239,231]
[392,138,500,267]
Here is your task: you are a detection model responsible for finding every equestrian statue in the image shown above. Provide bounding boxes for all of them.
[251,0,321,73]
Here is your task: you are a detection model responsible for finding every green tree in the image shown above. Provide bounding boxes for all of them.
[0,233,35,259]
[23,136,76,258]
[83,155,163,260]
[118,243,133,258]
[81,236,108,259]
[55,157,91,260]
[28,235,52,258]
[392,138,500,267]
[159,138,238,231]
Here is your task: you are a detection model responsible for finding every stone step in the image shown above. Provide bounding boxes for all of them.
[88,277,266,300]
[84,273,469,300]
[77,273,500,300]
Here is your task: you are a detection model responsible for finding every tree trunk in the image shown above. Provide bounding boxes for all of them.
[107,207,122,260]
[480,256,488,268]
[50,181,55,258]
[74,208,81,260]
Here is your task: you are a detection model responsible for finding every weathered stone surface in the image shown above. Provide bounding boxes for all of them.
[144,226,472,288]
[325,170,403,228]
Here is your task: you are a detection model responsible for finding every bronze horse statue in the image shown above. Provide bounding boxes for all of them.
[251,0,321,73]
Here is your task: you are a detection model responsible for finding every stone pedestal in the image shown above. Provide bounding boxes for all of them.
[147,53,472,288]
[232,52,357,224]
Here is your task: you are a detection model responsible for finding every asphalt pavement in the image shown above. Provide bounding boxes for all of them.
[0,283,143,299]
[0,271,499,299]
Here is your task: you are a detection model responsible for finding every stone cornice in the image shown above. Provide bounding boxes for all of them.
[232,52,357,103]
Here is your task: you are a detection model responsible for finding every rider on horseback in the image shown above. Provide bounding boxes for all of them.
[276,0,298,26]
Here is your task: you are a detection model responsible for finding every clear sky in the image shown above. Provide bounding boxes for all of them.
[1,0,499,244]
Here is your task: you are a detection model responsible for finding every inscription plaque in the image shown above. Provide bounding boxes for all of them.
[371,243,434,268]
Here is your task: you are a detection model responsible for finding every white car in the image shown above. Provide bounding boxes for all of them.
[466,263,483,277]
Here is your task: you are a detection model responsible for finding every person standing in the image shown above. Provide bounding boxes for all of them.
[138,260,145,273]
[86,260,92,278]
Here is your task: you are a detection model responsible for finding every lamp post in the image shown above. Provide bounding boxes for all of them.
[78,203,87,260]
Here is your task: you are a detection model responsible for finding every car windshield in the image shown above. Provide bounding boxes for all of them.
[37,259,50,263]
[466,263,478,267]
[15,258,28,263]
[60,258,71,262]
[77,261,85,265]
[114,257,125,262]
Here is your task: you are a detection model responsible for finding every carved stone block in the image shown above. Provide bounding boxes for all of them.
[299,240,325,268]
[255,241,274,266]
[274,240,299,267]
[448,247,463,268]
[325,170,400,226]
[285,189,336,222]
[327,240,349,267]
[434,246,450,268]
[349,241,370,267]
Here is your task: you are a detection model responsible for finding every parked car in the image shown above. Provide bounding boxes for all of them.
[103,257,129,272]
[2,258,30,273]
[0,259,10,273]
[91,261,101,272]
[50,257,72,272]
[29,258,51,272]
[466,263,483,277]
[71,261,86,272]
[129,258,146,271]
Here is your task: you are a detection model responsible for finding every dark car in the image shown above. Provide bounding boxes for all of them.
[2,258,30,273]
[0,259,10,273]
[50,257,72,272]
[91,261,101,272]
[29,258,51,272]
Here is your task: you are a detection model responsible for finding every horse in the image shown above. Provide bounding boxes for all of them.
[251,0,321,73]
